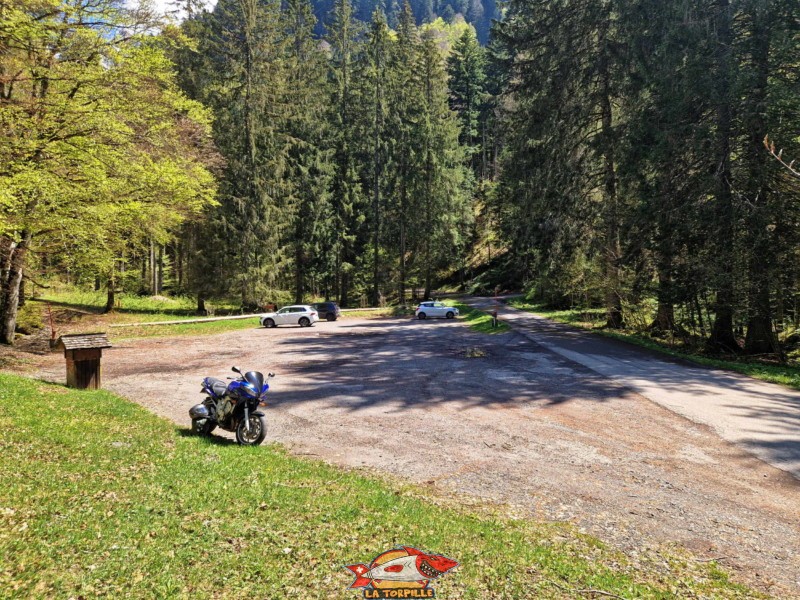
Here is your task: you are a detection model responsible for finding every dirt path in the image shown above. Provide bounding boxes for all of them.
[24,316,800,597]
[465,296,800,479]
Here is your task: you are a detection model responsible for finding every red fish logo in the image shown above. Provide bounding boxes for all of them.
[344,546,458,598]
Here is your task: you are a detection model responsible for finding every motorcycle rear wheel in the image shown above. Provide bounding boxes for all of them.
[235,414,267,446]
[191,419,217,436]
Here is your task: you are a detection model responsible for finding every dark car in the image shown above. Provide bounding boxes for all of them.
[312,301,341,322]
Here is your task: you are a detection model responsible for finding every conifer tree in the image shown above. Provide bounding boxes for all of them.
[327,0,366,305]
[190,0,295,307]
[416,32,470,298]
[285,0,335,303]
[446,27,486,174]
[362,10,392,305]
[387,1,422,303]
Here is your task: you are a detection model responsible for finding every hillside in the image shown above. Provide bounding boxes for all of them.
[311,0,499,43]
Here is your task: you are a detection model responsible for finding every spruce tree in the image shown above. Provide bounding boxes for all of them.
[362,10,392,305]
[446,27,486,174]
[327,0,366,305]
[285,0,335,303]
[387,1,422,303]
[416,32,470,298]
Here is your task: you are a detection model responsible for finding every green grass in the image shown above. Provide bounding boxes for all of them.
[0,374,758,599]
[38,288,241,318]
[453,302,510,334]
[34,287,401,341]
[113,310,402,341]
[111,317,262,340]
[509,299,800,391]
[341,308,400,319]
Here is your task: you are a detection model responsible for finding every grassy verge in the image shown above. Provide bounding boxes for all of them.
[33,288,400,341]
[110,317,262,341]
[341,308,400,319]
[113,310,399,341]
[509,299,800,391]
[453,302,510,334]
[0,374,756,599]
[38,289,241,318]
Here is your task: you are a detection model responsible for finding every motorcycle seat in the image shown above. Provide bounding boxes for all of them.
[205,377,229,398]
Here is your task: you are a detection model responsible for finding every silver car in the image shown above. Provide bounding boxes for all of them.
[415,301,459,320]
[260,305,319,328]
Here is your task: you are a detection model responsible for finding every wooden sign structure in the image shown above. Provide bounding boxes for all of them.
[55,333,112,390]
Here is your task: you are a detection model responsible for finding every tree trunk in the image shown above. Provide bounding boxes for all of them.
[649,261,682,334]
[371,43,383,308]
[149,240,156,295]
[0,236,12,316]
[743,4,775,356]
[398,164,407,307]
[651,301,677,334]
[1,231,31,345]
[294,239,304,304]
[599,56,623,329]
[708,0,739,353]
[424,266,432,301]
[176,242,183,290]
[104,279,116,314]
[340,271,349,308]
[744,287,777,355]
[157,245,164,295]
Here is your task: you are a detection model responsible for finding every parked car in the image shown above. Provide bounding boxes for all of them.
[260,305,319,328]
[415,301,459,320]
[312,301,341,322]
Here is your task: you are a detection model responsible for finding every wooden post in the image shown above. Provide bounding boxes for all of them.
[56,333,112,390]
[65,348,103,389]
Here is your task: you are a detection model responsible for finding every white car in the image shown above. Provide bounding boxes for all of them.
[415,301,459,320]
[260,305,319,328]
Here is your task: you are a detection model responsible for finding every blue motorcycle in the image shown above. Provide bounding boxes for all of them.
[189,366,273,445]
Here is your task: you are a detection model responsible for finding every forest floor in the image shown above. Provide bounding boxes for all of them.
[4,311,798,597]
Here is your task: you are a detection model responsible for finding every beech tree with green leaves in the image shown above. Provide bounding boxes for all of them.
[0,0,216,343]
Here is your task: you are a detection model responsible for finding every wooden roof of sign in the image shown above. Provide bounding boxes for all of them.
[56,333,112,351]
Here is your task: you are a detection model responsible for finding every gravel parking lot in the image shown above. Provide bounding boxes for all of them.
[33,315,800,596]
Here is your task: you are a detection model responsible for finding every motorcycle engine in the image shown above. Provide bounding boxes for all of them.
[217,397,235,422]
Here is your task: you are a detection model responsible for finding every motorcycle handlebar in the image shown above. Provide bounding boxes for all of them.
[226,371,275,380]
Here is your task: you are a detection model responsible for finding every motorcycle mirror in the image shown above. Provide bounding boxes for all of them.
[232,366,241,374]
[268,372,275,378]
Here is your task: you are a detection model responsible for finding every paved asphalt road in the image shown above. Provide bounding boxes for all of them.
[466,296,800,480]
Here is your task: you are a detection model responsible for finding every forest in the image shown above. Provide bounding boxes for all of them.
[1,0,799,360]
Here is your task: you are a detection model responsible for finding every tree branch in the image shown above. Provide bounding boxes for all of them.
[764,135,800,179]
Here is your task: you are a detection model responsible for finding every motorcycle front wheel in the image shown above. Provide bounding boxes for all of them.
[235,414,267,446]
